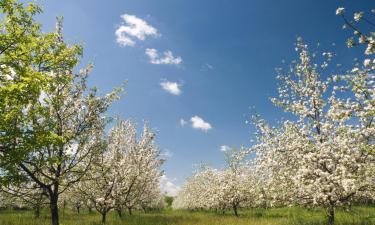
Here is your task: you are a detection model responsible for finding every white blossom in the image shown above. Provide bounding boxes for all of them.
[336,7,345,16]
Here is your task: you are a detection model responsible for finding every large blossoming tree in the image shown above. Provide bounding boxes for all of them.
[252,33,375,224]
[0,1,123,225]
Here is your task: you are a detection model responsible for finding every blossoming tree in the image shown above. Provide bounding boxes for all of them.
[252,35,375,224]
[0,2,123,224]
[74,120,164,223]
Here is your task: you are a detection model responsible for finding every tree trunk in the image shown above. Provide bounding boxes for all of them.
[328,205,335,225]
[62,200,66,215]
[34,205,40,218]
[50,194,59,225]
[101,212,107,224]
[76,205,80,214]
[128,207,133,215]
[116,208,122,218]
[88,207,92,213]
[233,203,238,217]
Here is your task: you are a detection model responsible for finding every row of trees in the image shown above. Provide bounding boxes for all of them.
[173,148,255,216]
[66,120,165,223]
[0,1,165,224]
[0,120,165,223]
[174,7,375,225]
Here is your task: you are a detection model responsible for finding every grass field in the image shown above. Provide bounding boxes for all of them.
[0,206,374,225]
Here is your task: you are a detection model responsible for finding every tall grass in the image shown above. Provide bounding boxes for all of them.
[0,206,374,225]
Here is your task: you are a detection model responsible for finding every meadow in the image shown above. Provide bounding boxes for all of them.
[0,206,374,225]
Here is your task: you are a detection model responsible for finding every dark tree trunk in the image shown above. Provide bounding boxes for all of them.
[50,194,59,225]
[128,207,133,215]
[88,207,92,213]
[34,205,40,218]
[328,205,335,225]
[76,205,80,214]
[116,208,122,218]
[101,212,107,224]
[233,203,238,217]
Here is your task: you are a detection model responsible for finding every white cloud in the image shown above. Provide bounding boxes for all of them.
[115,14,159,47]
[180,119,187,127]
[160,80,182,95]
[190,116,212,132]
[205,63,214,70]
[220,145,230,152]
[160,175,181,196]
[201,63,214,71]
[161,149,173,159]
[145,48,182,65]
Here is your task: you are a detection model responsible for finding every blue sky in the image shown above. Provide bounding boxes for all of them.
[33,0,374,192]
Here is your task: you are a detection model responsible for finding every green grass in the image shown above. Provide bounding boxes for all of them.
[0,206,374,225]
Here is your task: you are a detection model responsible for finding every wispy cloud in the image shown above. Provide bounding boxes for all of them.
[201,63,214,71]
[220,145,230,152]
[160,175,181,196]
[190,116,212,132]
[161,149,173,159]
[179,119,187,127]
[115,14,159,47]
[205,63,214,70]
[160,80,182,95]
[145,48,182,65]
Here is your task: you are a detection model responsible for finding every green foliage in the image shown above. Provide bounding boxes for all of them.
[164,196,174,208]
[0,1,123,225]
[0,0,83,184]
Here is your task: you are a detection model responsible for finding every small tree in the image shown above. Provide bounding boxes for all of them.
[220,147,252,216]
[77,149,117,224]
[164,196,174,207]
[110,120,164,217]
[75,120,163,223]
[1,183,48,217]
